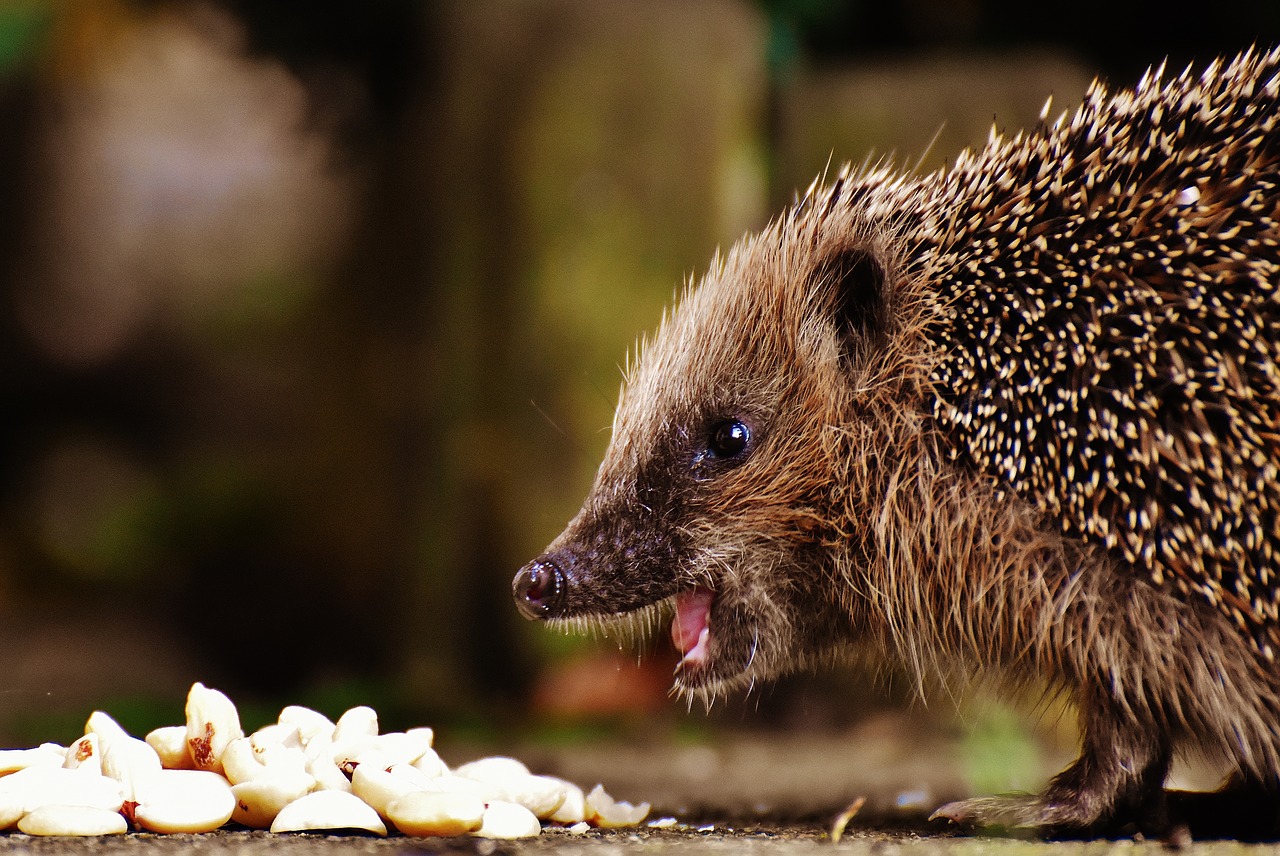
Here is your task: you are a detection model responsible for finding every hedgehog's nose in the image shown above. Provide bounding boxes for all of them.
[512,558,567,620]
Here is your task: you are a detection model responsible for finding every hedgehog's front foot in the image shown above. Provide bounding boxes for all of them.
[931,782,1170,839]
[933,714,1172,838]
[930,787,1168,839]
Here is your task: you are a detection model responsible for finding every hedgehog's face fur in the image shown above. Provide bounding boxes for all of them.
[514,192,928,697]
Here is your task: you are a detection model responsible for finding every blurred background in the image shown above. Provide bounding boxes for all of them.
[0,0,1277,814]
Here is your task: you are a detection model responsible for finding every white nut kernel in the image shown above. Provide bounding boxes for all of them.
[0,791,25,829]
[369,730,433,766]
[329,708,378,768]
[351,762,420,818]
[257,743,309,775]
[454,756,530,782]
[278,705,335,747]
[184,682,244,775]
[0,766,124,813]
[549,780,586,824]
[230,771,315,829]
[493,774,567,819]
[452,756,564,818]
[269,789,387,835]
[63,734,102,777]
[386,790,484,837]
[250,723,302,753]
[409,748,448,779]
[17,805,128,836]
[299,733,333,763]
[145,726,195,770]
[585,783,650,828]
[331,741,373,771]
[84,711,129,743]
[96,729,163,803]
[220,737,265,785]
[419,774,492,799]
[475,800,541,839]
[351,747,394,770]
[332,706,378,742]
[306,753,352,793]
[0,744,66,775]
[386,762,440,790]
[132,769,236,834]
[86,710,160,799]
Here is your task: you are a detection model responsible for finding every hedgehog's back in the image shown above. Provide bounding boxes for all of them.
[924,47,1280,657]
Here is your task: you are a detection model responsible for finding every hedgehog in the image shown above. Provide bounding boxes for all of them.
[512,47,1280,837]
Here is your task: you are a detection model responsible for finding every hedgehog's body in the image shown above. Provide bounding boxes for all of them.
[514,48,1280,835]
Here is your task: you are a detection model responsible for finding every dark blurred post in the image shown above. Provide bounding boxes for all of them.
[400,0,768,715]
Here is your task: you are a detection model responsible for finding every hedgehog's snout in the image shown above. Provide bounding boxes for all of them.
[512,557,567,620]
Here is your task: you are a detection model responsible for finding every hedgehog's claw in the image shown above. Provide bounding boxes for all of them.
[930,793,1125,839]
[929,794,1047,834]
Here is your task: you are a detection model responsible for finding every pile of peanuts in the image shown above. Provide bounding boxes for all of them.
[0,682,651,838]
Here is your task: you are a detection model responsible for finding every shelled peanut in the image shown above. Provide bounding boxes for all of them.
[0,682,651,838]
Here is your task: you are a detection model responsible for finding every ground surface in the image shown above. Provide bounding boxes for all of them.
[0,822,1275,855]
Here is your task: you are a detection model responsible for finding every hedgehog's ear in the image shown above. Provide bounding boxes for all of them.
[820,246,887,345]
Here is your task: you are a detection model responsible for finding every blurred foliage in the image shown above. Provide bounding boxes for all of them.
[0,1,52,73]
[957,699,1053,797]
[756,0,846,72]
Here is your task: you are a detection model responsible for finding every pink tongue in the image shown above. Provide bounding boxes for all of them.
[672,587,714,664]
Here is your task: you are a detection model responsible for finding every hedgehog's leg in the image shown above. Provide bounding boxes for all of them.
[934,688,1172,837]
[1035,702,1172,836]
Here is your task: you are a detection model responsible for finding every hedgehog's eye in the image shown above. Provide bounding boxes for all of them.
[707,419,752,460]
[691,418,754,479]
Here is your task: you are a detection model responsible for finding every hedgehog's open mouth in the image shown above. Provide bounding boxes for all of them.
[672,586,714,671]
